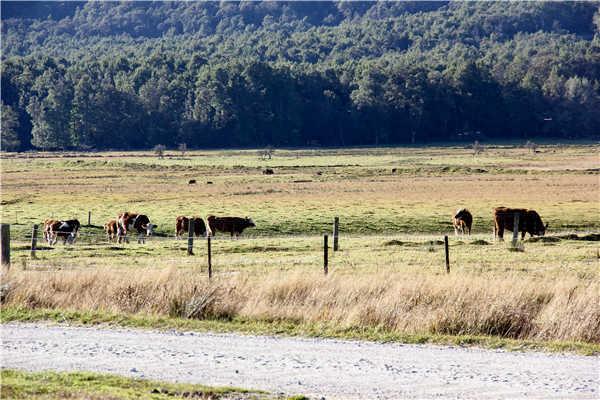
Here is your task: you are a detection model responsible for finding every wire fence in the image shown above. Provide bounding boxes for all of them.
[7,226,599,244]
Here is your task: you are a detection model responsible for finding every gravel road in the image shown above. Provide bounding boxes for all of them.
[1,323,598,399]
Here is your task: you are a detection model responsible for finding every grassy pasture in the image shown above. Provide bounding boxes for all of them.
[0,369,289,400]
[1,144,599,237]
[0,144,599,351]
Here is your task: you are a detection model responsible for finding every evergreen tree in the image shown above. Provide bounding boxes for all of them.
[1,102,21,151]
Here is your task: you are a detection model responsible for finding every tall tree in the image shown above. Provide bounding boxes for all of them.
[1,102,21,151]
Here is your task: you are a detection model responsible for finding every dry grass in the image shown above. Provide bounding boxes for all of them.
[3,267,598,343]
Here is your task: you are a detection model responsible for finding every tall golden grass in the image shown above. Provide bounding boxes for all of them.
[3,268,598,343]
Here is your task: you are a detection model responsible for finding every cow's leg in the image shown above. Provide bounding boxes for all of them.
[521,231,526,240]
[497,225,504,241]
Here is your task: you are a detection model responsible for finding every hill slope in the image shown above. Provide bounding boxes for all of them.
[1,1,599,150]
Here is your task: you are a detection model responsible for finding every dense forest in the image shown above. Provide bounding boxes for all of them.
[1,1,599,151]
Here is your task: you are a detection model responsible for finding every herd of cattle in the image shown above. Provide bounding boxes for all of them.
[41,207,547,246]
[42,213,256,245]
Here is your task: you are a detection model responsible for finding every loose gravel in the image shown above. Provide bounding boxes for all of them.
[1,323,598,399]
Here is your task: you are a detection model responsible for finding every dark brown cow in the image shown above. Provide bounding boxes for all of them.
[104,219,118,242]
[117,212,157,244]
[453,208,473,236]
[175,216,207,239]
[493,207,548,240]
[207,216,255,238]
[44,219,80,245]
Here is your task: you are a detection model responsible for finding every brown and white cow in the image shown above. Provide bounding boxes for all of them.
[493,207,547,240]
[175,216,207,239]
[43,219,58,243]
[117,212,157,244]
[453,208,473,236]
[44,219,80,245]
[104,219,118,242]
[207,216,255,238]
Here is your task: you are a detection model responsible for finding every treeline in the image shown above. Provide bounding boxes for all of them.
[1,1,599,151]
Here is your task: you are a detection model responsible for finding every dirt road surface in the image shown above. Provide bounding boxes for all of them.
[1,323,598,399]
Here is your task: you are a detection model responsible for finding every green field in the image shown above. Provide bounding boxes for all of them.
[0,369,297,400]
[0,144,598,352]
[1,144,598,238]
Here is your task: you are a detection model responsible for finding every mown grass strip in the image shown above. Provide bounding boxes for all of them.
[0,369,293,400]
[2,307,597,356]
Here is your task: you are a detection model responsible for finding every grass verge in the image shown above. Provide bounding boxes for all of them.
[0,368,293,400]
[2,307,598,356]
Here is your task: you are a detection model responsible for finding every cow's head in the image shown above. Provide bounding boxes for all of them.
[530,211,547,236]
[454,208,469,219]
[245,217,256,227]
[143,223,157,236]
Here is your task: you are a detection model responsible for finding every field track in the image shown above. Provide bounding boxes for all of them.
[2,323,597,399]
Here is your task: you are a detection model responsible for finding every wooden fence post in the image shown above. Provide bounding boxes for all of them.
[323,234,329,275]
[88,211,92,226]
[444,235,450,274]
[512,213,519,247]
[187,219,194,256]
[30,224,39,259]
[1,224,10,266]
[207,236,212,279]
[333,217,339,251]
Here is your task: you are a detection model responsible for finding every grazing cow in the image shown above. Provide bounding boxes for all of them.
[493,207,548,240]
[175,216,207,239]
[263,168,274,175]
[117,212,157,244]
[207,216,255,238]
[44,219,80,245]
[453,208,473,236]
[104,219,118,242]
[188,179,197,185]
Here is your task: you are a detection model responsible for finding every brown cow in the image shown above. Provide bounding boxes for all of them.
[175,216,207,239]
[44,219,80,245]
[493,207,547,240]
[453,208,473,236]
[207,216,255,238]
[117,212,157,244]
[104,219,118,242]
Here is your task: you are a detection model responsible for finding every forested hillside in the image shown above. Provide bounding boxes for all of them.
[2,1,599,151]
